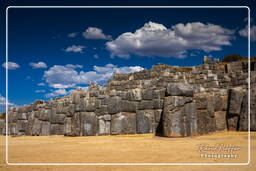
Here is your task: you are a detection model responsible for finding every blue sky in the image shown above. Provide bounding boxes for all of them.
[0,6,255,112]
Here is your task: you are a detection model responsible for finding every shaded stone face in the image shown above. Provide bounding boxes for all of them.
[0,60,255,137]
[111,112,136,135]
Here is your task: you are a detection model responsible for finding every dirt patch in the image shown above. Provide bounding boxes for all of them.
[0,132,255,171]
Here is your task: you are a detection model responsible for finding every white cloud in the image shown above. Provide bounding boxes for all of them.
[65,64,83,69]
[64,45,85,53]
[38,82,45,86]
[29,62,47,69]
[35,89,45,93]
[2,62,20,70]
[43,64,144,88]
[239,25,256,41]
[0,94,15,113]
[45,89,67,98]
[68,32,78,38]
[106,21,234,58]
[83,27,112,40]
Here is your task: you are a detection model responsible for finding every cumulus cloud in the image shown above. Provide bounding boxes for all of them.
[65,64,83,69]
[239,25,256,41]
[35,89,45,93]
[83,27,112,40]
[64,45,85,53]
[29,62,47,69]
[2,62,20,70]
[43,64,144,88]
[0,94,15,113]
[106,21,234,58]
[37,82,45,86]
[68,32,78,38]
[45,89,67,98]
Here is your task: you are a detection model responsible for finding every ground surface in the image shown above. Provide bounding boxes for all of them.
[0,132,255,171]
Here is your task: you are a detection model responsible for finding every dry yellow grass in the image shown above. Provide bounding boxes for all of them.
[0,132,255,171]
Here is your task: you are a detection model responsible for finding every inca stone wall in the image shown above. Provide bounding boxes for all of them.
[1,56,256,137]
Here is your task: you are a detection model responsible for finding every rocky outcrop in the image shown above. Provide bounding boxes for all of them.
[0,57,255,137]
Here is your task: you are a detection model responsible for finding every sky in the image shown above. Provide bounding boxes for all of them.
[0,6,256,112]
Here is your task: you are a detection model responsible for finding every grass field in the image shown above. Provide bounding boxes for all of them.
[0,131,255,171]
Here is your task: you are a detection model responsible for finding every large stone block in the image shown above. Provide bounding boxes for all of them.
[98,117,111,135]
[228,87,246,114]
[121,100,138,112]
[111,112,136,135]
[142,88,154,100]
[107,96,122,114]
[50,114,65,124]
[50,124,64,135]
[80,112,98,136]
[85,98,101,112]
[71,112,81,136]
[32,118,42,136]
[166,83,194,96]
[153,88,166,99]
[214,111,227,131]
[136,110,155,134]
[63,104,75,117]
[137,100,154,110]
[41,121,51,135]
[64,117,72,136]
[124,88,142,101]
[196,110,216,134]
[56,102,64,114]
[39,109,51,121]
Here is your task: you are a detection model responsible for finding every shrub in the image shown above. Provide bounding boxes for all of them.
[221,54,243,62]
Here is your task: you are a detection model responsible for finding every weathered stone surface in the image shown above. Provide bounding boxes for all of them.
[228,87,246,114]
[39,109,51,121]
[56,102,64,114]
[136,110,155,134]
[214,111,227,131]
[1,59,255,137]
[166,83,194,96]
[197,110,216,134]
[80,112,98,136]
[142,88,154,100]
[64,117,72,136]
[98,116,111,135]
[70,112,81,136]
[50,124,64,135]
[50,114,65,124]
[107,96,122,114]
[111,112,136,135]
[41,121,51,135]
[32,118,42,136]
[124,88,142,101]
[121,100,138,112]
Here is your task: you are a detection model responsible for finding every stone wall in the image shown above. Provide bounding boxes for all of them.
[0,57,255,137]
